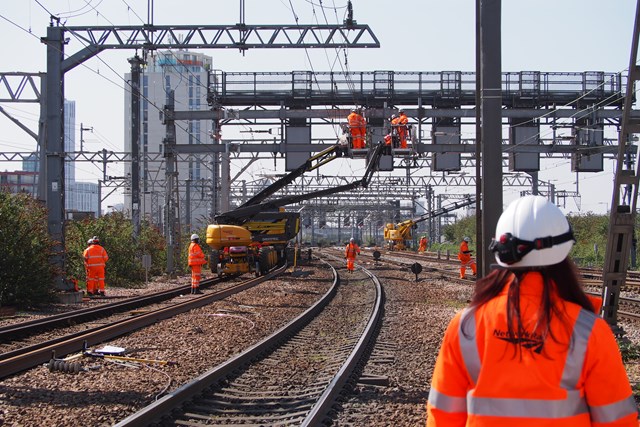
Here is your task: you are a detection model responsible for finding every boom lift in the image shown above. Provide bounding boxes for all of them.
[206,141,387,277]
[383,196,476,251]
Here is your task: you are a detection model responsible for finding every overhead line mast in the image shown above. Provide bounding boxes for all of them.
[41,4,379,289]
[601,0,640,332]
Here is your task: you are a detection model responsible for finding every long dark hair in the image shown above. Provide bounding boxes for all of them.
[465,258,594,356]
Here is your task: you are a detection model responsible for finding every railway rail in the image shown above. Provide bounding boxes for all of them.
[0,277,224,343]
[114,255,383,426]
[354,247,640,323]
[0,265,286,380]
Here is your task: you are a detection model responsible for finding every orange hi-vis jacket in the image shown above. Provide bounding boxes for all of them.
[188,242,207,267]
[348,112,365,130]
[427,272,638,426]
[83,244,108,268]
[391,116,400,132]
[345,242,360,259]
[397,112,408,132]
[458,241,473,265]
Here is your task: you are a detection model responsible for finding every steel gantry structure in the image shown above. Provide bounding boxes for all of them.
[37,17,379,288]
[601,0,640,330]
[3,3,639,323]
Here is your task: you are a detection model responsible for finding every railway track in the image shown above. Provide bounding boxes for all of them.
[0,276,225,344]
[355,247,640,323]
[114,255,383,426]
[0,265,286,379]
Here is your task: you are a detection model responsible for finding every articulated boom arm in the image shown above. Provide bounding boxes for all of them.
[241,143,348,208]
[216,142,385,225]
[392,196,476,238]
[412,196,476,225]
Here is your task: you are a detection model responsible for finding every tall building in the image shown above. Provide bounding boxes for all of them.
[124,49,214,229]
[17,100,99,217]
[64,100,76,186]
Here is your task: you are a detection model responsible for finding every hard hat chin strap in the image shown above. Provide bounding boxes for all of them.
[489,227,575,265]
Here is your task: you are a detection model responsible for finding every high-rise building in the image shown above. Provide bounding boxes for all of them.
[124,49,214,229]
[64,99,76,186]
[17,99,99,217]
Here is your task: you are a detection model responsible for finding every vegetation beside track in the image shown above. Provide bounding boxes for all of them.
[437,211,632,270]
[0,192,55,307]
[0,192,205,308]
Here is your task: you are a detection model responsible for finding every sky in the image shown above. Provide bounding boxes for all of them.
[0,0,637,215]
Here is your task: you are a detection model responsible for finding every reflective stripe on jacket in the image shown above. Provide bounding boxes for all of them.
[348,112,362,127]
[188,242,206,267]
[83,244,108,267]
[427,272,638,426]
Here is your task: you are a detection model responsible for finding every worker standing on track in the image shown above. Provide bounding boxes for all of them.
[83,236,109,297]
[426,195,638,426]
[188,234,207,294]
[345,237,361,273]
[348,108,366,149]
[418,235,428,253]
[458,236,477,279]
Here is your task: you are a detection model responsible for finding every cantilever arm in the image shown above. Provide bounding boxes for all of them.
[215,142,385,225]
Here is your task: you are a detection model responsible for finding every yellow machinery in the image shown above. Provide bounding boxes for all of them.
[207,142,387,277]
[383,220,416,251]
[384,197,476,251]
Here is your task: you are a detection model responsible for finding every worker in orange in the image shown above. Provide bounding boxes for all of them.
[345,237,361,273]
[188,233,207,294]
[426,195,638,426]
[83,236,109,297]
[347,108,365,149]
[383,133,393,155]
[357,108,367,148]
[396,109,409,148]
[418,235,428,253]
[457,236,477,278]
[390,114,399,148]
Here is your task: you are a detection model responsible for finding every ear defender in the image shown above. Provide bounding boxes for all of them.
[489,228,575,265]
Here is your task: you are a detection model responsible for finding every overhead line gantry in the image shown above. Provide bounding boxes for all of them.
[41,15,379,289]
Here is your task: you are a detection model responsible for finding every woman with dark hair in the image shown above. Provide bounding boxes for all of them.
[426,195,637,426]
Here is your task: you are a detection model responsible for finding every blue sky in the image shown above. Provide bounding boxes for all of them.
[0,0,636,213]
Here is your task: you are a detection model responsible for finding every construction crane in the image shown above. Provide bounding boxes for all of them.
[206,142,387,277]
[383,197,476,251]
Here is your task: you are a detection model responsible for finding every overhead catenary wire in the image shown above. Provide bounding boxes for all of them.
[5,2,633,212]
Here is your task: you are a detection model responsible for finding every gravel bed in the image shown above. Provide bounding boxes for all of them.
[330,257,640,426]
[0,263,333,426]
[0,276,191,328]
[1,256,639,426]
[329,260,474,426]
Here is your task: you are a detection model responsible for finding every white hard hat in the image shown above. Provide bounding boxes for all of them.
[350,237,355,242]
[463,236,470,242]
[191,234,199,241]
[87,239,94,245]
[490,195,574,268]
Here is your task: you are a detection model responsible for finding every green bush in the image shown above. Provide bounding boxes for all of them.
[0,191,56,308]
[65,212,167,288]
[440,211,640,270]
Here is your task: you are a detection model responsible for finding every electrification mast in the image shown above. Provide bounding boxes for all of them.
[41,10,379,289]
[601,0,640,330]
